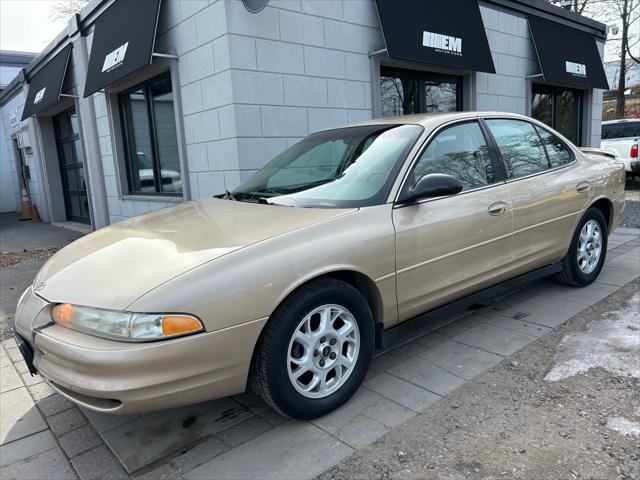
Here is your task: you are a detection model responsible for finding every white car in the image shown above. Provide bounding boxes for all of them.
[601,119,640,179]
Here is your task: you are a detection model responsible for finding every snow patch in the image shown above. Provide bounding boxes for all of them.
[607,417,640,438]
[545,294,640,382]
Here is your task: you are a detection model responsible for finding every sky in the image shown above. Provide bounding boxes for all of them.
[0,1,68,53]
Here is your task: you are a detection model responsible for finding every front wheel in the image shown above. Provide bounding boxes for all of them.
[555,207,608,287]
[252,278,374,419]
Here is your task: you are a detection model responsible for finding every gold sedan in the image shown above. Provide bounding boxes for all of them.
[13,112,625,419]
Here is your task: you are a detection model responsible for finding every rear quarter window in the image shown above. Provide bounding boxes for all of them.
[602,122,640,140]
[535,125,574,168]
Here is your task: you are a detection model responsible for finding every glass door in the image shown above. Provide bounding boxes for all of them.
[380,67,462,117]
[53,108,91,224]
[531,84,583,145]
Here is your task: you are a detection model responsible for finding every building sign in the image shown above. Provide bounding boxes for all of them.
[102,42,129,73]
[83,0,161,97]
[422,31,462,56]
[528,15,608,90]
[374,0,494,74]
[21,44,72,121]
[33,87,46,104]
[9,108,20,129]
[566,61,587,77]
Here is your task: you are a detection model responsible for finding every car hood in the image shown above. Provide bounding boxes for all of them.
[34,198,353,310]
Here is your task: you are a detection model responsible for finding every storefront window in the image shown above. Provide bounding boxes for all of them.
[531,84,583,146]
[119,72,182,195]
[380,67,462,117]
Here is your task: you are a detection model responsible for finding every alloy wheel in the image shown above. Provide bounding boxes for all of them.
[577,219,602,274]
[286,304,360,399]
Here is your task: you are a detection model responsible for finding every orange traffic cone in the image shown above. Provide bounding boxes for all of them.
[31,204,41,222]
[19,185,32,221]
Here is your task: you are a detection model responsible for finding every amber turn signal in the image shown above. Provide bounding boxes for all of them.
[162,315,203,336]
[51,303,74,327]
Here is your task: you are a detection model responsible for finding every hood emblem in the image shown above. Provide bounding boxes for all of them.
[34,282,47,292]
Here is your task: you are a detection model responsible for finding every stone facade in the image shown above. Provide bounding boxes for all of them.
[0,0,608,228]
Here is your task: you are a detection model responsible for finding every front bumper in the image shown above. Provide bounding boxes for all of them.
[14,287,267,414]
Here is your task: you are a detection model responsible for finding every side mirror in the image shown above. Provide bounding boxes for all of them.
[398,173,463,204]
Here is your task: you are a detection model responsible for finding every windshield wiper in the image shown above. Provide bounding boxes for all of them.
[222,190,238,201]
[258,197,292,207]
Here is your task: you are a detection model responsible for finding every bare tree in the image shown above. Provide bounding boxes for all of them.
[549,0,640,118]
[49,0,89,22]
[548,0,591,15]
[602,0,640,117]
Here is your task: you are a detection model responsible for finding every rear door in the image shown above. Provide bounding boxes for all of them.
[393,120,514,322]
[484,118,583,272]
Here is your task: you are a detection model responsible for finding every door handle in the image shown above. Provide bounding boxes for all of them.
[576,181,591,193]
[488,202,507,216]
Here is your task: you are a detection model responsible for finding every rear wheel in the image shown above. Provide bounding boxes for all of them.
[555,207,608,287]
[252,278,374,419]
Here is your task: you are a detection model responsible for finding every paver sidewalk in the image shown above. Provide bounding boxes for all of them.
[1,228,638,480]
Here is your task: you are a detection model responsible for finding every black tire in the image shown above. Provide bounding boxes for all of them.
[252,278,374,420]
[555,207,608,287]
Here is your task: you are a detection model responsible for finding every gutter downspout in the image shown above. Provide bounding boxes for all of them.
[69,14,109,230]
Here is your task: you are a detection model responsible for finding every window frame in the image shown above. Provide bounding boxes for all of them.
[118,71,181,197]
[531,83,584,146]
[393,119,506,207]
[480,117,576,184]
[380,66,464,116]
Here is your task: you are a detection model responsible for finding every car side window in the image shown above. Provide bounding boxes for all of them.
[411,122,492,191]
[485,119,550,179]
[534,125,573,168]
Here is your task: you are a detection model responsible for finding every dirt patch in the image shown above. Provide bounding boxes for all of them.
[318,280,640,480]
[0,247,60,269]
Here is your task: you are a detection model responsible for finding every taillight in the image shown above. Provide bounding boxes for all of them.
[631,144,638,158]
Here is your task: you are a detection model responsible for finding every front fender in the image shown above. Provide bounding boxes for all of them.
[128,205,397,333]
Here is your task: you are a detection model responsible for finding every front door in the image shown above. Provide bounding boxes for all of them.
[393,121,514,322]
[53,109,90,224]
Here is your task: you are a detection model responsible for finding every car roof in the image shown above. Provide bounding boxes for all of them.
[602,118,640,125]
[342,111,538,129]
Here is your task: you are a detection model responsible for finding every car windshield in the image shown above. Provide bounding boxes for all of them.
[231,124,423,208]
[602,122,640,140]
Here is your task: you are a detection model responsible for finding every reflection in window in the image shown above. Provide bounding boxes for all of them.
[233,125,423,208]
[266,140,349,189]
[119,72,181,195]
[424,81,458,113]
[535,125,573,168]
[531,84,582,145]
[380,76,418,116]
[555,90,581,144]
[412,122,492,191]
[531,90,552,127]
[380,67,461,117]
[486,119,549,179]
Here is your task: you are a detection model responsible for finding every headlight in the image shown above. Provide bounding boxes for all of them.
[51,304,203,342]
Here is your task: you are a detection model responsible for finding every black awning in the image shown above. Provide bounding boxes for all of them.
[83,0,162,97]
[21,45,72,121]
[528,15,609,90]
[374,0,495,74]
